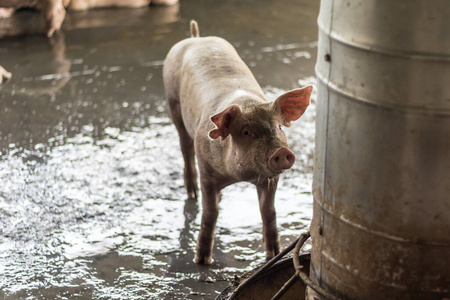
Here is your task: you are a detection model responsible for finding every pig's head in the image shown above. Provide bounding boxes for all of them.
[208,86,312,181]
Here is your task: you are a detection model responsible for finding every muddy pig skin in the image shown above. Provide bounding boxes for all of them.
[163,20,312,264]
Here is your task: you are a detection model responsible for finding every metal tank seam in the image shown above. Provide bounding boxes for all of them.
[316,23,450,61]
[319,250,450,293]
[315,71,450,118]
[315,199,450,247]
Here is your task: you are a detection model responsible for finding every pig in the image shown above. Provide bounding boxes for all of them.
[163,21,312,264]
[163,20,312,264]
[0,0,178,37]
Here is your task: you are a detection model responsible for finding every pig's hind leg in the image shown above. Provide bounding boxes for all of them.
[168,99,199,199]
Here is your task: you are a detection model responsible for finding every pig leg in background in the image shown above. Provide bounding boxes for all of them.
[168,99,199,200]
[0,65,12,84]
[257,177,280,258]
[195,179,220,264]
[38,0,65,37]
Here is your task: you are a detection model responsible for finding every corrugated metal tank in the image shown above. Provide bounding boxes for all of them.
[310,0,450,299]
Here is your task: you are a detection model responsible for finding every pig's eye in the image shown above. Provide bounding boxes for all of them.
[279,125,282,130]
[241,126,253,137]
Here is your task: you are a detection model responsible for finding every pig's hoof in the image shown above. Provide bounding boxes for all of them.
[195,249,213,265]
[265,251,275,260]
[265,247,280,259]
[186,185,198,200]
[195,254,212,265]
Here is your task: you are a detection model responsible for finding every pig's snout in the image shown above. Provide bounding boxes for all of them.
[269,147,295,172]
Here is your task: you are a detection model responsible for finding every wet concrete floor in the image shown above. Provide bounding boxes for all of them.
[0,0,319,298]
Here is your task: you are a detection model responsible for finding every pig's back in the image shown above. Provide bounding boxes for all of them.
[163,36,265,138]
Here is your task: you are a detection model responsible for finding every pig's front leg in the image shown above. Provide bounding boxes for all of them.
[257,177,280,258]
[195,179,220,264]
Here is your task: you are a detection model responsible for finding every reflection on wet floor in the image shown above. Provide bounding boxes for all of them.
[0,0,319,298]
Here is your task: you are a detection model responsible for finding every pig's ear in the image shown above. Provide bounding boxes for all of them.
[272,86,313,127]
[209,104,242,140]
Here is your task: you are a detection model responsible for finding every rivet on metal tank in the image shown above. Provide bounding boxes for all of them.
[310,0,450,299]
